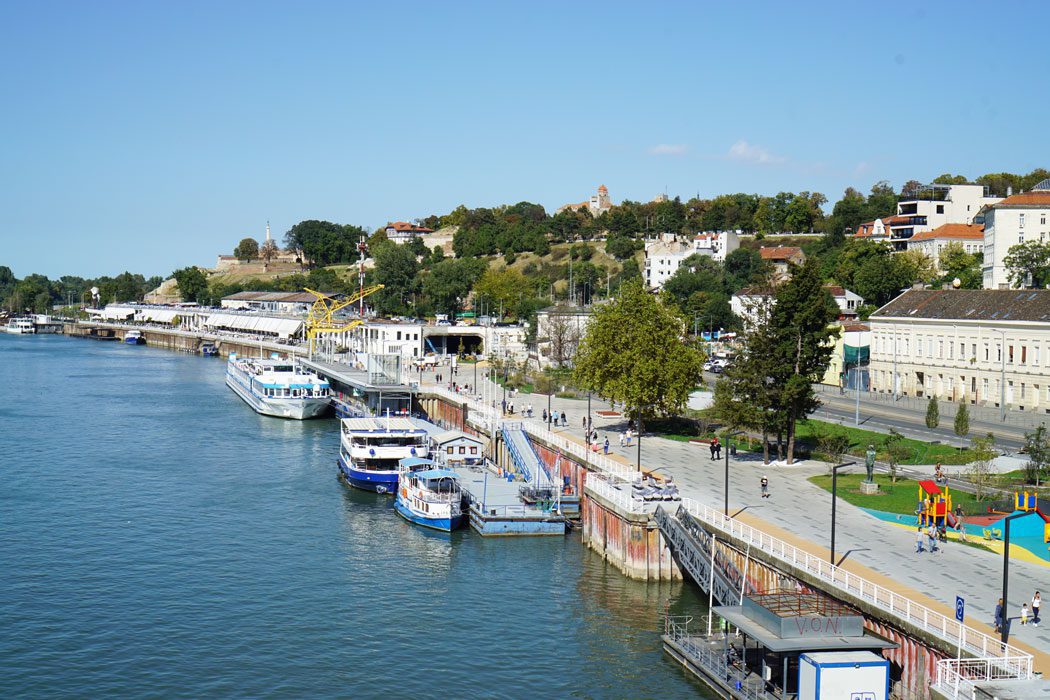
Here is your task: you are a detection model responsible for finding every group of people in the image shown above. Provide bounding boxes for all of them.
[995,592,1041,632]
[541,408,568,427]
[914,524,945,553]
[501,399,535,417]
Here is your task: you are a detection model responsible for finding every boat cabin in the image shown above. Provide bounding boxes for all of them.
[430,430,485,467]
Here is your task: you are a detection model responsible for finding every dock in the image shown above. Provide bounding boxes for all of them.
[450,463,567,536]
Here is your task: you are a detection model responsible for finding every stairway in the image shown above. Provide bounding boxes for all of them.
[501,422,551,487]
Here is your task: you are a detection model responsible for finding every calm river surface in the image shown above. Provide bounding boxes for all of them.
[1,335,713,699]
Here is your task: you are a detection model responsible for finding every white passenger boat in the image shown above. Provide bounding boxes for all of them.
[124,330,145,345]
[5,317,36,334]
[337,417,430,494]
[395,464,465,532]
[225,353,331,419]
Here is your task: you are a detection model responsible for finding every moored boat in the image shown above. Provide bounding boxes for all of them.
[200,341,219,356]
[225,353,331,419]
[337,417,429,494]
[5,317,36,334]
[124,330,145,345]
[394,466,465,532]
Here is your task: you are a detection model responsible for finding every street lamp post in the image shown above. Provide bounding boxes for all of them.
[724,430,744,516]
[1000,511,1026,643]
[830,461,857,566]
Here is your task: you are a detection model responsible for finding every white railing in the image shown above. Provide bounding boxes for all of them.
[676,497,1034,681]
[934,657,1035,698]
[585,473,650,514]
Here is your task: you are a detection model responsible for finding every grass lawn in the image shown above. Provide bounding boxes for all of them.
[807,473,992,516]
[796,419,975,466]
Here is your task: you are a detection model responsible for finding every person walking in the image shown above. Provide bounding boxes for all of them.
[709,440,717,460]
[618,432,626,448]
[760,475,769,499]
[542,408,548,424]
[603,437,610,455]
[994,598,1004,633]
[582,416,587,431]
[501,398,507,415]
[926,525,938,553]
[1033,592,1041,626]
[509,401,515,415]
[714,438,722,460]
[561,412,567,427]
[915,527,925,553]
[1021,603,1030,626]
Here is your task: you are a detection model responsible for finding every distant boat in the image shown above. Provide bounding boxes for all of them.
[124,330,145,345]
[337,417,429,494]
[5,317,36,334]
[200,342,219,357]
[395,465,465,532]
[225,354,331,419]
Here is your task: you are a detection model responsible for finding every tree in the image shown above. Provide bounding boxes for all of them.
[954,402,970,437]
[883,428,910,483]
[473,268,528,318]
[768,258,840,463]
[284,220,366,267]
[260,239,279,267]
[234,237,259,262]
[1003,241,1050,288]
[573,279,704,426]
[172,266,209,304]
[372,243,419,315]
[968,435,998,501]
[1022,425,1050,486]
[897,249,935,284]
[724,248,769,292]
[925,396,939,429]
[423,258,486,317]
[938,242,982,289]
[543,309,582,368]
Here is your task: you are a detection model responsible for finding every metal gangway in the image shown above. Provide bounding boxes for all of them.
[501,421,552,487]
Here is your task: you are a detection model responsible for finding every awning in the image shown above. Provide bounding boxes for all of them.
[203,313,303,338]
[99,306,135,320]
[139,309,179,323]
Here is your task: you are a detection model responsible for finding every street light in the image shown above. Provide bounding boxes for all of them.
[1000,511,1027,643]
[829,461,857,566]
[724,430,745,516]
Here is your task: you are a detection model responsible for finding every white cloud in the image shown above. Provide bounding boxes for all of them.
[647,143,689,156]
[726,140,785,165]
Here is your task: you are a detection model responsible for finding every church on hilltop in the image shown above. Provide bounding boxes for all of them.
[557,184,614,217]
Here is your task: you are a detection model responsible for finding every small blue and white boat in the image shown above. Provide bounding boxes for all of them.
[337,417,429,494]
[395,465,465,532]
[124,330,145,345]
[200,341,219,357]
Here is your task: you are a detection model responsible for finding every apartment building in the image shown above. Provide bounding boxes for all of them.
[867,289,1050,412]
[887,184,1001,251]
[981,179,1050,289]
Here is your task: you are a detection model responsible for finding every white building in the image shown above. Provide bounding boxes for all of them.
[385,221,435,244]
[644,239,695,290]
[905,223,984,273]
[868,289,1050,411]
[981,180,1050,289]
[557,184,613,217]
[692,231,739,263]
[888,183,1001,251]
[340,321,528,364]
[221,291,337,315]
[731,285,862,328]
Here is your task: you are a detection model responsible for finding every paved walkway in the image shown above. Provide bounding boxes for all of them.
[426,369,1050,661]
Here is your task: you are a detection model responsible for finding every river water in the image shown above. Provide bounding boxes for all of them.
[1,335,714,699]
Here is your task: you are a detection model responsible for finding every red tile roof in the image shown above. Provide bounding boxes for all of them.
[907,223,984,242]
[759,246,804,261]
[387,221,434,234]
[994,192,1050,207]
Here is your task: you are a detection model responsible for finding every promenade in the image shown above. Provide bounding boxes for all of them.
[433,369,1050,666]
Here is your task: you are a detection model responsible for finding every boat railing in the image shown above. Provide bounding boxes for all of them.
[663,616,778,700]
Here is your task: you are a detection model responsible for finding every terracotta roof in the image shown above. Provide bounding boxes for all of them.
[842,322,870,332]
[993,192,1050,207]
[759,246,804,261]
[907,223,985,242]
[735,285,774,297]
[872,289,1050,323]
[387,221,434,233]
[883,215,913,226]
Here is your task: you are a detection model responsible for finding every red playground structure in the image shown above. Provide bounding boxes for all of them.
[917,480,956,528]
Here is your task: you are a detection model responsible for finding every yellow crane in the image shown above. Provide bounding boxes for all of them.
[304,285,384,352]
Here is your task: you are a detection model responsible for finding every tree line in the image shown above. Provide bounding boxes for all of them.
[0,267,162,314]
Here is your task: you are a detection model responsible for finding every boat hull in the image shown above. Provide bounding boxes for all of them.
[337,453,399,494]
[225,374,330,419]
[125,337,144,345]
[394,499,464,532]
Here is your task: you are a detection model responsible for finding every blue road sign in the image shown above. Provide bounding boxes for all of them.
[956,596,965,623]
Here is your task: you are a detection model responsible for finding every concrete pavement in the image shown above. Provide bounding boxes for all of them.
[438,370,1050,660]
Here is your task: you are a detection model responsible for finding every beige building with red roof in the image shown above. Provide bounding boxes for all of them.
[906,223,984,272]
[982,179,1050,289]
[758,246,805,280]
[556,184,613,217]
[385,221,435,245]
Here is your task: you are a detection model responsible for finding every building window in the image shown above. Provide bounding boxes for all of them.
[459,446,466,454]
[937,204,944,214]
[1009,345,1014,364]
[469,447,477,455]
[971,343,977,359]
[1022,346,1027,364]
[938,340,943,358]
[984,378,990,398]
[446,447,454,454]
[1020,213,1026,228]
[1035,346,1041,365]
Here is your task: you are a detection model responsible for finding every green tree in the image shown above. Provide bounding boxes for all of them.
[172,266,209,303]
[932,173,971,185]
[1023,425,1050,486]
[925,396,939,429]
[883,428,910,483]
[953,402,970,437]
[573,279,704,427]
[724,248,769,292]
[474,267,528,318]
[605,233,639,260]
[938,242,982,289]
[372,243,419,315]
[968,435,997,501]
[284,220,365,267]
[423,259,486,317]
[769,258,840,463]
[1003,240,1050,288]
[234,237,259,261]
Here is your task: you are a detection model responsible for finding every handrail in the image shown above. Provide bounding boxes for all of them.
[934,657,1034,697]
[675,497,1033,680]
[500,424,533,482]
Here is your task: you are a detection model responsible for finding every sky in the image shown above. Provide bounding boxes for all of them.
[1,1,1047,278]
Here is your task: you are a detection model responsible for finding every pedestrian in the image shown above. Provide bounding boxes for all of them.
[603,437,610,455]
[709,440,717,460]
[501,399,507,415]
[552,409,559,426]
[714,439,722,460]
[915,527,925,553]
[760,475,769,499]
[582,416,587,431]
[995,598,1004,633]
[625,429,632,447]
[542,408,548,424]
[528,404,533,418]
[1033,592,1042,626]
[561,412,567,427]
[509,401,515,415]
[927,525,938,553]
[1021,603,1030,626]
[618,432,626,448]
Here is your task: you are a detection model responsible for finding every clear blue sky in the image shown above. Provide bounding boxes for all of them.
[1,1,1046,278]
